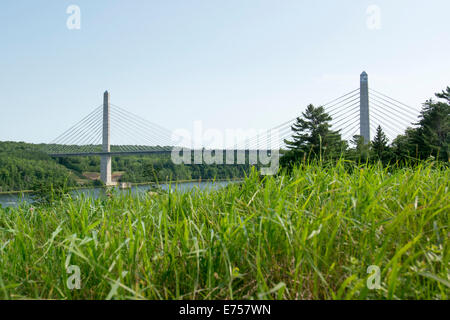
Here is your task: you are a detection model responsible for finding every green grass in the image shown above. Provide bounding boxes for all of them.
[0,161,448,300]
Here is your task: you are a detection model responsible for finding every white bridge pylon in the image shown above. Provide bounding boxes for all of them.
[101,91,112,185]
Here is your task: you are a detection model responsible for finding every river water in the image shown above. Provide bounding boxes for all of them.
[0,181,236,208]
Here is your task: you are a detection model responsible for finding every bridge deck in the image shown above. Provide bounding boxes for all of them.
[48,149,274,157]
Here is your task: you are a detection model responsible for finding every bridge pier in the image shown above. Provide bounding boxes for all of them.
[360,71,370,144]
[100,155,112,185]
[100,91,112,185]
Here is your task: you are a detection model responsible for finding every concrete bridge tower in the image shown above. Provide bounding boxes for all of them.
[360,71,370,144]
[100,91,112,185]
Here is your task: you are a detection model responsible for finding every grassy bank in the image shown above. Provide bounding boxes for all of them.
[0,161,448,300]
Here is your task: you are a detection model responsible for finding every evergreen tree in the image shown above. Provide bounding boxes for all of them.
[371,125,390,162]
[391,128,417,163]
[436,86,450,101]
[283,104,346,159]
[411,87,449,161]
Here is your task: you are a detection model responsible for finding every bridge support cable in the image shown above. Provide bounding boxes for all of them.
[245,127,292,151]
[369,101,414,134]
[48,105,102,154]
[58,114,102,154]
[366,87,421,142]
[90,126,103,152]
[370,102,415,129]
[49,105,102,147]
[327,98,360,117]
[349,128,361,142]
[110,108,174,146]
[369,123,394,141]
[239,89,364,150]
[330,107,360,137]
[369,94,418,125]
[369,123,400,142]
[110,107,174,146]
[369,105,406,129]
[53,110,102,152]
[75,117,103,153]
[52,108,101,150]
[238,89,364,150]
[111,119,166,153]
[110,117,171,152]
[368,110,405,138]
[242,133,285,151]
[368,123,399,142]
[336,116,361,140]
[320,88,360,109]
[325,94,360,116]
[333,112,360,132]
[234,117,293,149]
[234,116,297,149]
[263,125,292,149]
[111,104,177,144]
[329,102,360,124]
[340,120,360,138]
[49,106,103,154]
[340,120,361,141]
[242,128,292,150]
[370,102,414,129]
[369,88,420,114]
[369,113,406,137]
[237,120,294,151]
[107,120,139,153]
[109,108,173,151]
[109,109,177,151]
[72,111,105,153]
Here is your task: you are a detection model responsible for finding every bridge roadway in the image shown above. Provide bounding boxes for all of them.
[48,149,274,157]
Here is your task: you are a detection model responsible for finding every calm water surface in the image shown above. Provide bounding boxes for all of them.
[0,181,236,208]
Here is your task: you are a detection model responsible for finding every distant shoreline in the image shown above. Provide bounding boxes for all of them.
[0,178,243,195]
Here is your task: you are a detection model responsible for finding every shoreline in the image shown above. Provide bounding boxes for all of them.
[0,178,244,196]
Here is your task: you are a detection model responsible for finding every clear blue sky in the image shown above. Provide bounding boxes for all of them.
[1,0,449,144]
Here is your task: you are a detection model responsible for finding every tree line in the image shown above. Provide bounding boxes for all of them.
[0,143,251,192]
[0,142,78,192]
[281,87,449,168]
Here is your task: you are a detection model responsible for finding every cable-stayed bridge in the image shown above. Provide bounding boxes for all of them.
[45,72,420,184]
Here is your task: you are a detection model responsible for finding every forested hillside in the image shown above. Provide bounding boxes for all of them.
[0,142,250,192]
[0,142,77,192]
